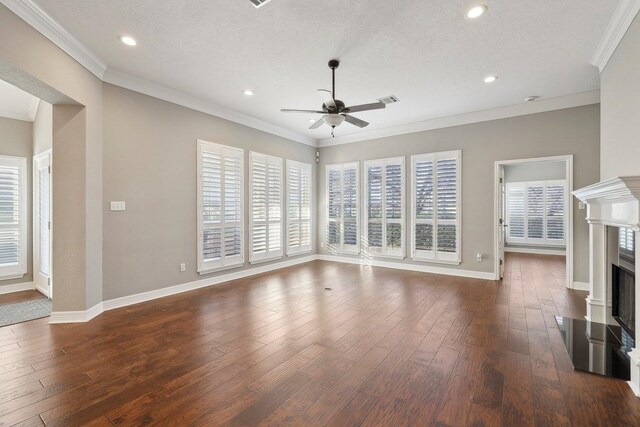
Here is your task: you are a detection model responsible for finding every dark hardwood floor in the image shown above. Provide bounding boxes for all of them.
[1,253,639,426]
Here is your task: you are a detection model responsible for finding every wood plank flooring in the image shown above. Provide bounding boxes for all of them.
[1,253,639,426]
[0,291,46,306]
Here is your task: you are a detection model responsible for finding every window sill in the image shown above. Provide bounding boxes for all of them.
[411,257,461,266]
[286,249,312,257]
[364,253,406,260]
[198,263,243,276]
[249,255,284,265]
[0,272,26,281]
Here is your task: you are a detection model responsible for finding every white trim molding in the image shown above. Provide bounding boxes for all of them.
[0,281,34,295]
[104,70,316,147]
[590,0,640,73]
[317,254,495,281]
[505,247,566,256]
[0,0,107,78]
[571,281,590,292]
[50,303,103,323]
[319,91,600,147]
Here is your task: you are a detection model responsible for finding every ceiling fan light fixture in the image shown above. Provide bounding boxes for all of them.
[324,114,345,127]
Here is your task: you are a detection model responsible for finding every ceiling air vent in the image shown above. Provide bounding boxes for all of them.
[377,95,400,105]
[250,0,272,8]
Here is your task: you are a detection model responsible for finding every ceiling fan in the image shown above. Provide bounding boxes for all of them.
[281,60,386,137]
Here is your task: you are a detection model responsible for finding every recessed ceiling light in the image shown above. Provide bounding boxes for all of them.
[308,119,316,123]
[466,5,488,20]
[525,96,540,102]
[119,35,137,46]
[484,75,498,83]
[243,90,254,96]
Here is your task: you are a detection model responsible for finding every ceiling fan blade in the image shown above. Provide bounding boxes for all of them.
[309,116,327,129]
[344,102,386,113]
[318,89,336,110]
[281,109,325,113]
[343,114,369,128]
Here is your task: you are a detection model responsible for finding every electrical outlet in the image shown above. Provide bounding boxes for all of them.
[110,201,126,211]
[180,263,186,272]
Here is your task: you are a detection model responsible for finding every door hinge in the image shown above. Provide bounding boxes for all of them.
[48,165,51,174]
[499,177,503,184]
[48,221,51,230]
[499,259,503,265]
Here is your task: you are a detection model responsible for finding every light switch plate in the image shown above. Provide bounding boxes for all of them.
[110,201,126,211]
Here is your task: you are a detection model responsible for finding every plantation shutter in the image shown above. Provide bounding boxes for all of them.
[545,183,565,242]
[364,157,405,257]
[0,156,27,279]
[619,227,635,263]
[505,180,566,246]
[198,141,244,273]
[249,152,283,263]
[506,183,525,240]
[326,162,359,254]
[287,160,312,255]
[412,151,461,263]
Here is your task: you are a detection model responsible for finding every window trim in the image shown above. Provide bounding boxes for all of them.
[197,140,245,275]
[249,151,284,264]
[410,150,462,265]
[363,156,406,259]
[505,179,567,247]
[326,162,360,255]
[286,159,313,256]
[0,155,28,280]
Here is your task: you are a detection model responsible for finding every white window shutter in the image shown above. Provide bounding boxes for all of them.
[0,156,27,279]
[505,180,566,246]
[249,152,283,263]
[286,160,312,255]
[326,162,359,254]
[198,141,244,274]
[364,157,405,258]
[411,150,461,264]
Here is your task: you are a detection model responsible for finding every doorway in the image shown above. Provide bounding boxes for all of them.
[33,150,52,298]
[494,155,574,287]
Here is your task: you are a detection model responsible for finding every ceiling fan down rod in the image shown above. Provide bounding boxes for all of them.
[328,59,339,102]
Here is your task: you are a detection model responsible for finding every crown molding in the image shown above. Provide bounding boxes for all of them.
[103,69,317,147]
[318,90,600,147]
[1,0,107,78]
[590,0,640,73]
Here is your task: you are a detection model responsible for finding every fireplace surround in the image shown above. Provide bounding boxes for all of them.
[574,176,640,396]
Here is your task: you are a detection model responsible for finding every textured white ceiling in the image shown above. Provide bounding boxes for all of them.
[33,0,617,139]
[0,78,39,122]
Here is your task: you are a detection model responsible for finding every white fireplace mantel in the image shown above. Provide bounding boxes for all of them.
[573,176,640,396]
[574,176,640,230]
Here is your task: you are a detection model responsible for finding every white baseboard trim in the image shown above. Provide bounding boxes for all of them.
[316,254,496,280]
[0,281,35,295]
[49,254,500,324]
[505,247,566,256]
[50,302,103,323]
[571,281,590,291]
[49,255,317,323]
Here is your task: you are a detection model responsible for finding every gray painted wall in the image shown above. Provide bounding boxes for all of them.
[600,13,640,180]
[504,160,566,182]
[102,84,318,300]
[318,105,600,283]
[0,116,33,287]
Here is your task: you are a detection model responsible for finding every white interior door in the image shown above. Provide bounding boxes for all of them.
[33,151,52,298]
[498,165,506,279]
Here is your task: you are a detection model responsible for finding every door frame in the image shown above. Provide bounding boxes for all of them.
[493,155,574,287]
[33,149,52,298]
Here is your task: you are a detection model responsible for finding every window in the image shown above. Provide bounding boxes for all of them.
[619,227,635,264]
[249,152,283,263]
[364,157,405,258]
[326,162,360,254]
[411,150,461,264]
[0,156,27,280]
[505,180,566,246]
[286,160,312,255]
[197,140,244,273]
